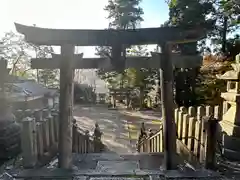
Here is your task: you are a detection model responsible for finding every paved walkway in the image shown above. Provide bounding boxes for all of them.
[73,105,162,154]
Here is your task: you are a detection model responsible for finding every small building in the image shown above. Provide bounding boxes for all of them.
[4,76,59,111]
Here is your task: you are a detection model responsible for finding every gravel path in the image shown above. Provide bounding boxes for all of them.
[73,105,162,153]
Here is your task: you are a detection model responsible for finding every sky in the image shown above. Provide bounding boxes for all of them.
[0,0,169,92]
[0,0,169,57]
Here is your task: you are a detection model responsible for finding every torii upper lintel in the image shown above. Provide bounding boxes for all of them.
[14,23,207,46]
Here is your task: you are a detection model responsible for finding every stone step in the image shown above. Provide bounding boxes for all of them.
[10,168,226,180]
[4,153,228,179]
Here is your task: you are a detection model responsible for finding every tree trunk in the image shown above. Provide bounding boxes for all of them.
[139,88,144,110]
[36,69,39,83]
[222,16,228,54]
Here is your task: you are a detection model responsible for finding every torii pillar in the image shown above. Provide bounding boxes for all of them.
[58,45,75,168]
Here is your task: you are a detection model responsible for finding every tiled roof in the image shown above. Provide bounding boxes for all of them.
[4,77,58,101]
[12,81,52,97]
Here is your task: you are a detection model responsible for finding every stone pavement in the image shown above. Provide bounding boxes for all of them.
[7,152,228,180]
[73,105,162,153]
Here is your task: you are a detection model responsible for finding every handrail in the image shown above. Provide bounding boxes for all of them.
[138,123,163,145]
[72,122,104,153]
[137,105,221,169]
[137,122,164,152]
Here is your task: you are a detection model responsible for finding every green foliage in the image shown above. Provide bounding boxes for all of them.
[167,0,215,28]
[0,31,60,88]
[33,45,59,87]
[104,0,144,29]
[165,0,239,106]
[96,0,147,90]
[209,0,240,53]
[74,83,96,103]
[1,32,32,75]
[124,46,157,91]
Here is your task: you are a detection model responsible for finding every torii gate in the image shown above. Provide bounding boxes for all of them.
[15,23,206,170]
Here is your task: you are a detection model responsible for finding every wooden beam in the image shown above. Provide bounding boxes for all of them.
[15,23,206,46]
[58,45,74,169]
[31,54,202,69]
[129,53,202,69]
[31,56,109,69]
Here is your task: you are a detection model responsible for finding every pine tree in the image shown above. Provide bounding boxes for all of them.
[96,0,144,88]
[165,0,215,106]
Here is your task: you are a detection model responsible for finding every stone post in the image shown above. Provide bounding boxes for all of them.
[33,109,42,122]
[47,114,55,146]
[204,116,219,169]
[36,122,44,158]
[21,117,37,168]
[72,119,78,152]
[42,109,50,152]
[52,109,59,142]
[15,109,23,122]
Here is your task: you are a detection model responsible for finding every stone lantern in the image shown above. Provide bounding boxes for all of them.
[217,53,240,159]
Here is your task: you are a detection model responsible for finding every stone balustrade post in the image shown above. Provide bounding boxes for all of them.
[47,113,55,146]
[25,109,33,117]
[93,123,103,152]
[203,116,219,170]
[15,109,23,122]
[52,109,59,142]
[36,122,44,158]
[42,109,50,151]
[33,109,43,122]
[72,119,78,153]
[85,130,90,153]
[21,117,37,168]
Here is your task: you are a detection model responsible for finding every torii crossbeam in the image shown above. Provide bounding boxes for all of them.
[15,23,206,170]
[31,53,202,69]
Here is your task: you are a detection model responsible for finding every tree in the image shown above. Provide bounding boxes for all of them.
[32,45,59,87]
[96,0,144,90]
[74,83,96,103]
[165,0,218,107]
[210,0,239,54]
[1,32,32,76]
[0,31,59,88]
[104,0,143,29]
[166,0,239,106]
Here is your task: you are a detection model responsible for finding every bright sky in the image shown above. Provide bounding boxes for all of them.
[0,0,169,57]
[0,0,169,92]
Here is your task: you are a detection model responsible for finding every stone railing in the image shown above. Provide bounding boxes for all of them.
[72,121,104,153]
[15,108,59,168]
[17,107,105,168]
[137,105,222,168]
[137,123,163,153]
[175,105,221,167]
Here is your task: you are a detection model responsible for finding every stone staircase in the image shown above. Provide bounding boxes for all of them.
[4,152,228,180]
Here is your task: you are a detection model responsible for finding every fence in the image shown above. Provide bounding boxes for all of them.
[16,107,104,168]
[137,105,221,168]
[72,121,104,153]
[15,108,59,168]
